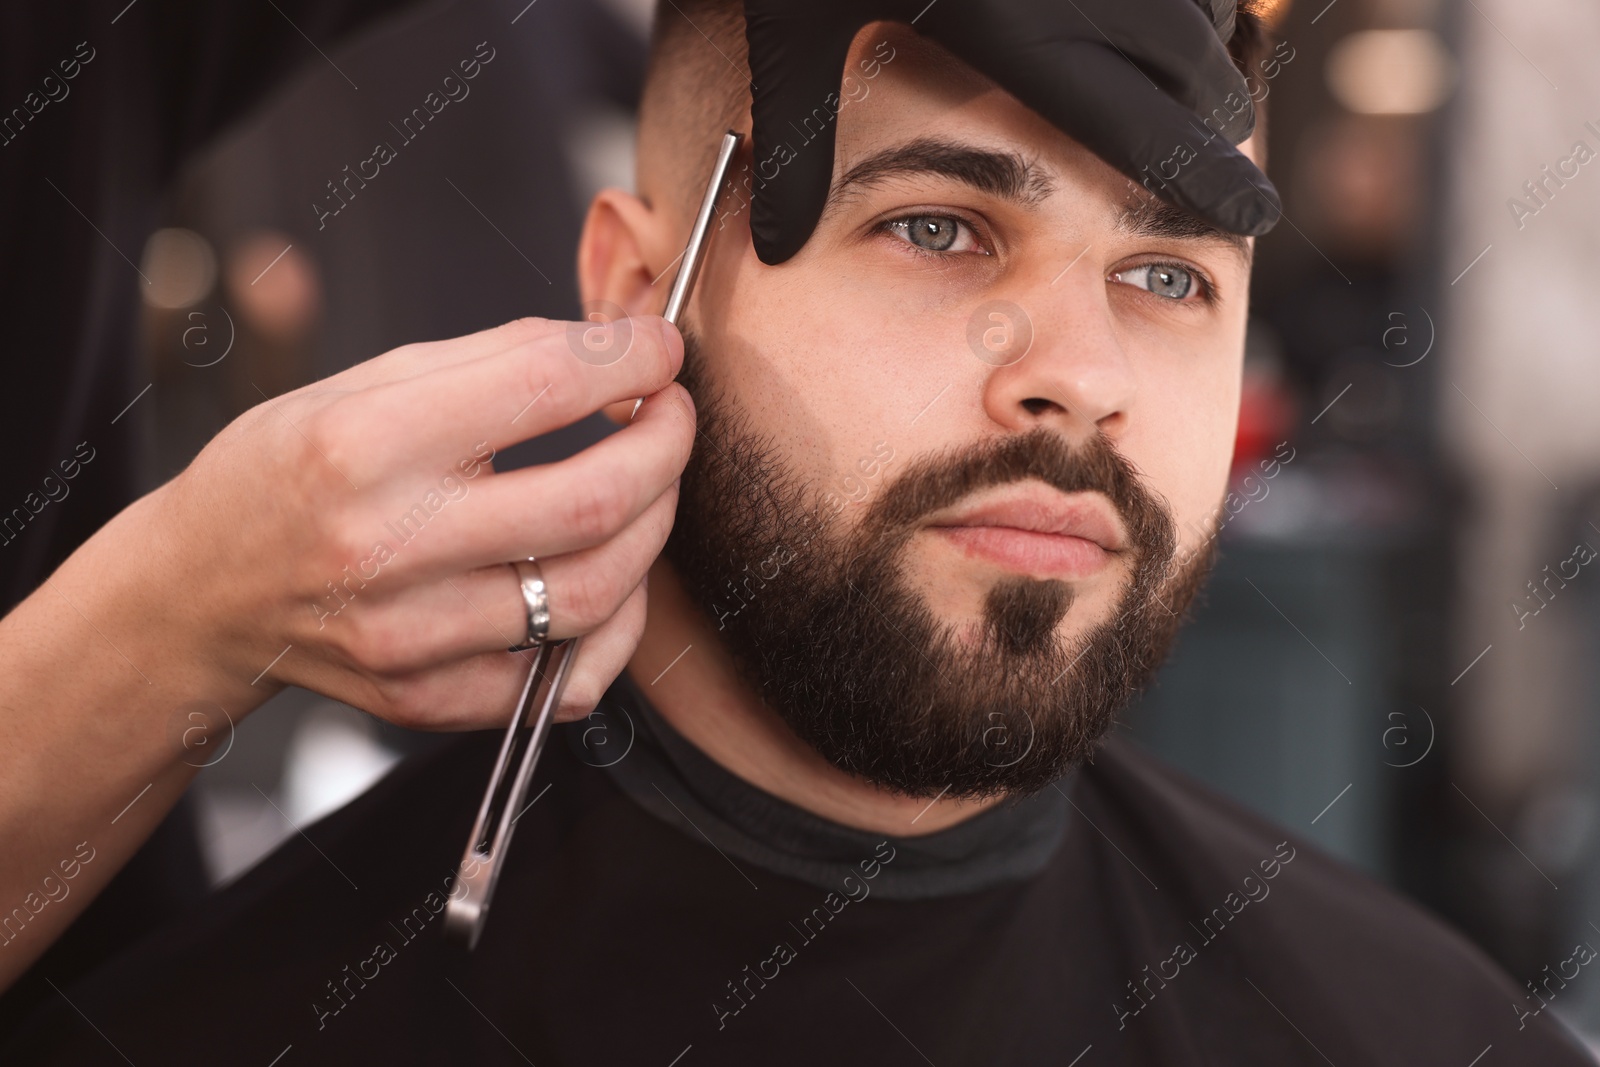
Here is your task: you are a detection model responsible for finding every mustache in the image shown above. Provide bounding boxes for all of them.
[674,326,1175,568]
[856,426,1175,561]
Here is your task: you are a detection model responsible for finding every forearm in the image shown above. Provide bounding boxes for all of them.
[0,486,272,991]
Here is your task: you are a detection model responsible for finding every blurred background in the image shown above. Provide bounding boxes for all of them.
[120,0,1600,1048]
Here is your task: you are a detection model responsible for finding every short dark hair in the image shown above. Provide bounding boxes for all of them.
[637,0,1273,218]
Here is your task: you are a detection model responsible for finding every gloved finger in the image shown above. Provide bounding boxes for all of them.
[996,0,1256,144]
[744,0,870,264]
[1000,40,1280,236]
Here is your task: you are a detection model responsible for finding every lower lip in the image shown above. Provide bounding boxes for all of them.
[930,526,1111,579]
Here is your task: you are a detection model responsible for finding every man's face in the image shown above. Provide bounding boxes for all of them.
[618,22,1254,799]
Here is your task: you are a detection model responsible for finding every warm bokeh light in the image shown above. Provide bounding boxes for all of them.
[1325,29,1457,115]
[139,227,218,309]
[1254,0,1294,30]
[224,231,322,341]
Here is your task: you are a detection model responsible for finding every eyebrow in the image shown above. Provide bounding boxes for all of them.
[1115,193,1254,267]
[826,135,1253,267]
[826,137,1056,212]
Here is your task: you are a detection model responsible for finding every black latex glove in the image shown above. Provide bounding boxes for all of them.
[742,0,1281,264]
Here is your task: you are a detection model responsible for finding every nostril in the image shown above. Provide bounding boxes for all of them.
[1021,397,1058,416]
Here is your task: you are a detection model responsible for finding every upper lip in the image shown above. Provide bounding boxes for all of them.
[926,484,1127,552]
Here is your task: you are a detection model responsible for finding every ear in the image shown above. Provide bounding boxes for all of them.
[577,188,676,318]
[578,188,682,424]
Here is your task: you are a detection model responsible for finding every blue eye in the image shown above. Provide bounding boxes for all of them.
[884,214,982,254]
[1112,262,1199,300]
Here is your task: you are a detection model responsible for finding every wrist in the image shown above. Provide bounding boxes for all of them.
[50,481,281,725]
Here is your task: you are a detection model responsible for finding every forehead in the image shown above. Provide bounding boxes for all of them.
[835,24,1126,203]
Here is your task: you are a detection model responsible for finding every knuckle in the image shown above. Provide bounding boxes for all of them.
[322,608,371,667]
[297,404,339,457]
[566,302,637,367]
[298,405,362,487]
[298,506,368,593]
[557,563,623,632]
[522,343,580,415]
[334,609,412,676]
[500,315,556,343]
[558,680,603,719]
[317,515,368,576]
[562,474,628,543]
[644,493,678,548]
[647,313,683,362]
[629,314,666,361]
[370,678,430,730]
[319,613,364,669]
[556,665,611,719]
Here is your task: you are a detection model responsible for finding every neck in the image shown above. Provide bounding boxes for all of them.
[625,559,1004,837]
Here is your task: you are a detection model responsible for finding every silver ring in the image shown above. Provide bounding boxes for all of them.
[507,558,550,652]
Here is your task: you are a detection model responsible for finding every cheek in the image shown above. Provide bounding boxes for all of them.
[1128,354,1242,554]
[706,250,940,514]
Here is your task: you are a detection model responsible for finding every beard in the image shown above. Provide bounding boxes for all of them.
[663,334,1220,801]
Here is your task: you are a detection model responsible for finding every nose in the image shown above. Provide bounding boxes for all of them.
[977,273,1136,439]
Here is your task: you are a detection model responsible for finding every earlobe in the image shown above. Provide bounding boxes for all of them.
[577,189,672,318]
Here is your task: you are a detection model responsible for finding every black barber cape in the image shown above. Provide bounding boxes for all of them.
[6,673,1593,1065]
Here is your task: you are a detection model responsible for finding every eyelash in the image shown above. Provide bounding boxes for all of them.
[874,212,1218,306]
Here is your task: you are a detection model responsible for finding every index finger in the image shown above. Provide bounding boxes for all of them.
[1020,43,1279,236]
[359,314,685,468]
[332,315,610,391]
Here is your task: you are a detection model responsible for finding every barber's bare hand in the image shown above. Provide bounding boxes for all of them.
[151,315,691,727]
